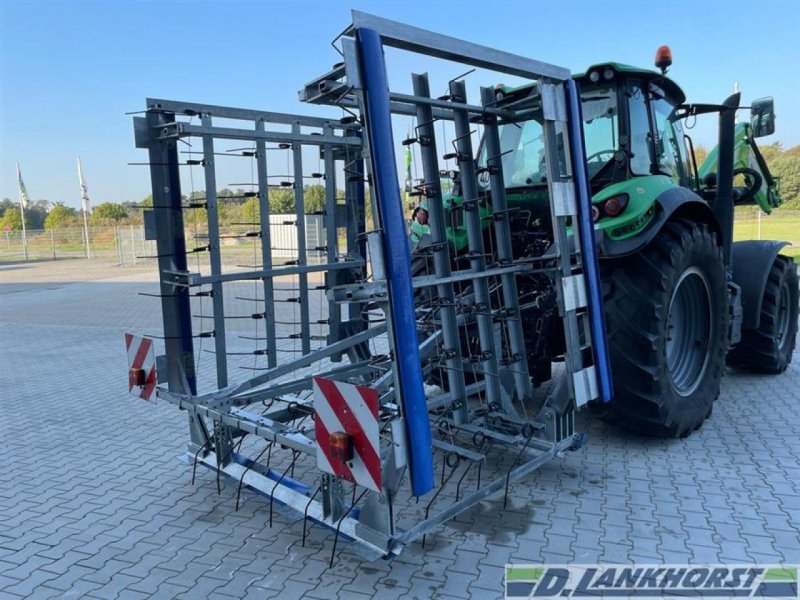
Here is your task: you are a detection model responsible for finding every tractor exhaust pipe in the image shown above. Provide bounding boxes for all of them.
[714,92,740,267]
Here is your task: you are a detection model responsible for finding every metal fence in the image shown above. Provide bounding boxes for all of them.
[0,215,328,266]
[733,208,800,245]
[0,225,156,264]
[1,210,794,266]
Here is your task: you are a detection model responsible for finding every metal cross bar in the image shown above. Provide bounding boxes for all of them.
[147,97,358,130]
[163,259,364,287]
[348,11,571,81]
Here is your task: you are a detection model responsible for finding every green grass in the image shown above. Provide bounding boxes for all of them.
[733,209,800,258]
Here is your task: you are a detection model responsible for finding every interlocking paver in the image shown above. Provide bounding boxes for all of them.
[1,260,799,599]
[2,567,61,597]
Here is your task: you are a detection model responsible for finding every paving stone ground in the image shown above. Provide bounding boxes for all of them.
[1,258,798,599]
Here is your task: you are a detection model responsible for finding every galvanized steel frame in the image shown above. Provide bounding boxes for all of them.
[133,10,611,560]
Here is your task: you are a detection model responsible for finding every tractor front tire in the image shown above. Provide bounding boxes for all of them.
[603,220,728,437]
[727,255,798,374]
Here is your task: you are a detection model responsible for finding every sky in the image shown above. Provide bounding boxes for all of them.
[1,0,799,210]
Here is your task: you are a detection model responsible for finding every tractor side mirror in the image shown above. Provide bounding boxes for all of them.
[750,97,775,138]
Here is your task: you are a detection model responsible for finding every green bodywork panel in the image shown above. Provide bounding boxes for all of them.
[698,122,782,214]
[411,175,672,250]
[591,175,671,240]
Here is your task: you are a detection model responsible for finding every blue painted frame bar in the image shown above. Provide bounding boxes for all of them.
[565,79,614,403]
[355,27,434,496]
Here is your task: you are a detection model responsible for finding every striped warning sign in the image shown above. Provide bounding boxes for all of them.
[313,376,381,492]
[125,333,156,401]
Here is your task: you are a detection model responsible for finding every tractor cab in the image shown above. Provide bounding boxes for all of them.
[486,62,691,195]
[458,64,694,251]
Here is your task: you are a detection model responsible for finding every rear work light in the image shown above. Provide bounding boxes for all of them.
[603,194,629,218]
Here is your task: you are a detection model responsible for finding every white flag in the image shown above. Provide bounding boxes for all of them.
[78,156,91,213]
[16,162,30,210]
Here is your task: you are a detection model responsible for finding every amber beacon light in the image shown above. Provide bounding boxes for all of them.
[655,45,672,74]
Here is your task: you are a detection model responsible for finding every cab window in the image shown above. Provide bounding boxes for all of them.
[627,83,652,176]
[651,96,690,185]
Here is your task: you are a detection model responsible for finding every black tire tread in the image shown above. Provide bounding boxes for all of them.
[727,255,798,374]
[604,219,728,437]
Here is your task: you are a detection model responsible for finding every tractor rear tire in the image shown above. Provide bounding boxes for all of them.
[603,219,728,437]
[727,255,798,373]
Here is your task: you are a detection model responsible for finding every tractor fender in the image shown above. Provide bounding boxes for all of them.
[730,240,790,330]
[599,186,722,258]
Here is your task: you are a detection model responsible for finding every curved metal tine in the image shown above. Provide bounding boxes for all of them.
[455,460,475,503]
[422,453,462,549]
[502,432,534,510]
[217,434,248,496]
[301,485,322,547]
[329,488,369,569]
[269,450,301,527]
[235,441,274,511]
[191,441,211,486]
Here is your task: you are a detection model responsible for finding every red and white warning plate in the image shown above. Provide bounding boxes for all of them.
[124,333,156,401]
[313,376,381,492]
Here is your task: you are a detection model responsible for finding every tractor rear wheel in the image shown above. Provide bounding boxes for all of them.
[603,220,728,437]
[727,255,798,373]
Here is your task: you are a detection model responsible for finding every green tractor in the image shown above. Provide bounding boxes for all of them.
[411,50,798,437]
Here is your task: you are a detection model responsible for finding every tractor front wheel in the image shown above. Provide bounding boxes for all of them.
[603,220,728,437]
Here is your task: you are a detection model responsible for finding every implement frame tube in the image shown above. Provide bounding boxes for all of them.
[564,80,613,402]
[355,26,434,497]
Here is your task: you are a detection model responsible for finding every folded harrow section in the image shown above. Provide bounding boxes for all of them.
[131,10,610,561]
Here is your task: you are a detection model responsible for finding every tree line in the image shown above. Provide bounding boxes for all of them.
[0,185,342,232]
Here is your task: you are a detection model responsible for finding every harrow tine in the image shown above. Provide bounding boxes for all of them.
[422,453,461,549]
[235,441,273,511]
[216,434,248,496]
[269,451,301,527]
[191,441,211,486]
[301,486,322,547]
[330,488,368,568]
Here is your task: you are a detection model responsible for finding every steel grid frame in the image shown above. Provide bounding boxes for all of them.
[132,10,611,561]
